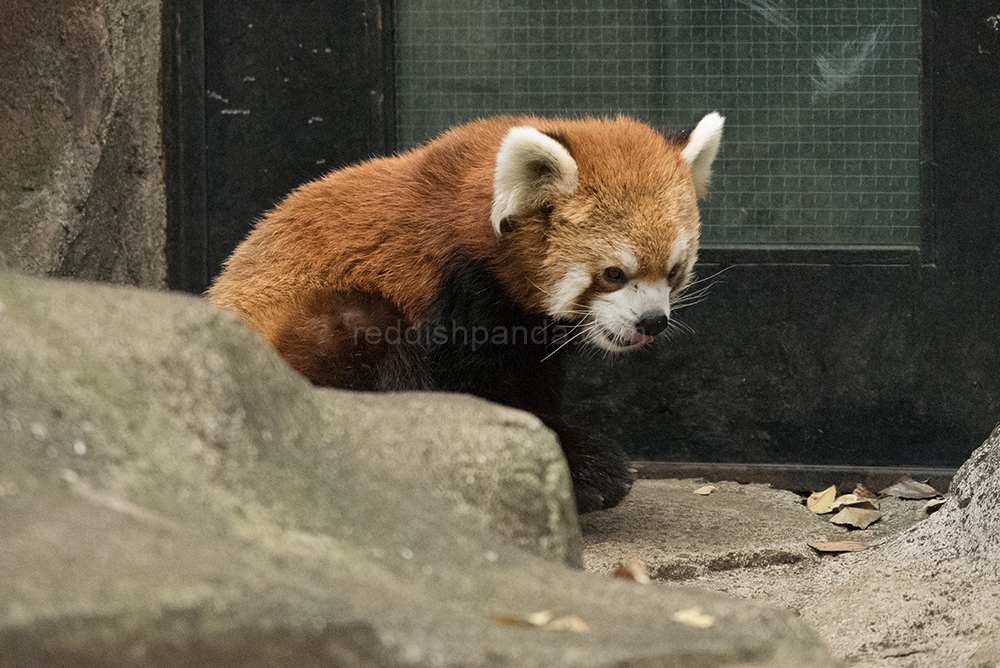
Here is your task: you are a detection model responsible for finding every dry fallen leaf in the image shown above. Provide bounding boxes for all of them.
[807,485,838,514]
[830,493,859,510]
[671,607,716,628]
[808,539,868,553]
[493,614,533,628]
[613,559,651,584]
[853,483,878,500]
[880,475,942,500]
[830,494,880,512]
[693,484,717,496]
[924,497,947,514]
[829,506,882,529]
[545,616,590,633]
[524,610,555,626]
[493,611,590,633]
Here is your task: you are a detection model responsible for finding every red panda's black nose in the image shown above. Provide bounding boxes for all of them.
[637,311,670,337]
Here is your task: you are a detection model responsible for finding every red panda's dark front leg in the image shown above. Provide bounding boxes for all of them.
[535,415,634,513]
[422,257,635,512]
[271,288,431,391]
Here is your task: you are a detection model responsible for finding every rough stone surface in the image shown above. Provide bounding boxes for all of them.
[0,272,837,667]
[583,428,1000,668]
[325,392,584,567]
[0,0,166,287]
[0,271,578,567]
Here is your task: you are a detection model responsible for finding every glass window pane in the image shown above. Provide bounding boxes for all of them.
[396,0,920,248]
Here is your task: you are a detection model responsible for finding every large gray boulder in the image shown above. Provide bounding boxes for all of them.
[0,271,837,667]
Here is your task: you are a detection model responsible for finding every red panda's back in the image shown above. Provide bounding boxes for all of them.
[207,118,516,342]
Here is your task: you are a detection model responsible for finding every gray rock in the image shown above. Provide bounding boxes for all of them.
[0,272,838,667]
[0,0,166,287]
[948,422,1000,561]
[794,424,1000,666]
[323,392,584,567]
[0,270,578,566]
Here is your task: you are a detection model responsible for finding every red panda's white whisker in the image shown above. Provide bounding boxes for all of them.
[685,264,736,287]
[668,318,697,336]
[671,283,715,310]
[539,326,592,363]
[671,296,708,311]
[529,279,593,318]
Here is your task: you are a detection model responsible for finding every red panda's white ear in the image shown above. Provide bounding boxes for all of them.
[681,112,725,199]
[491,126,579,236]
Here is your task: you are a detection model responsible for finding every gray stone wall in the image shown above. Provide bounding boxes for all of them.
[0,0,166,288]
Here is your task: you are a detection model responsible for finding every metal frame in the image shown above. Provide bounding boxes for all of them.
[162,0,208,294]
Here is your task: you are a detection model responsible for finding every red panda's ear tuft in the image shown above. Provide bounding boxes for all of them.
[681,112,725,199]
[490,126,579,236]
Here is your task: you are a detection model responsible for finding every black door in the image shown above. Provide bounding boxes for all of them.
[162,0,394,292]
[164,0,1000,475]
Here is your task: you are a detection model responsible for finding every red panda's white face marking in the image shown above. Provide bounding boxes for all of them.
[540,233,700,352]
[492,113,723,353]
[545,264,592,318]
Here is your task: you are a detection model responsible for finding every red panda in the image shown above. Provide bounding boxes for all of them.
[208,113,724,512]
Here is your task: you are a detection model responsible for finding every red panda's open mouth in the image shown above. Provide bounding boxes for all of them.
[586,320,657,352]
[606,331,655,350]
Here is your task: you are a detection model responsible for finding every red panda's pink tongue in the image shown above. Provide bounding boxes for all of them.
[627,332,655,346]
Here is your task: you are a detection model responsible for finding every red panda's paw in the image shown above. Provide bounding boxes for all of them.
[271,289,430,391]
[540,417,635,513]
[566,447,634,513]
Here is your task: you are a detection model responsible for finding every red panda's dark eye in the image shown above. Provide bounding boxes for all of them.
[668,266,680,282]
[603,267,627,284]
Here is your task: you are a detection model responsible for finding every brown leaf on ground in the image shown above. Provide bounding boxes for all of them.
[924,497,947,514]
[524,610,555,626]
[830,494,880,512]
[879,475,942,499]
[544,616,590,633]
[829,506,882,529]
[807,485,838,514]
[693,484,717,495]
[671,607,716,628]
[808,539,868,553]
[493,610,590,633]
[830,493,858,510]
[493,614,533,628]
[613,559,651,584]
[853,483,878,500]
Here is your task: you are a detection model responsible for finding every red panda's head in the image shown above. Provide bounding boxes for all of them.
[490,114,724,353]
